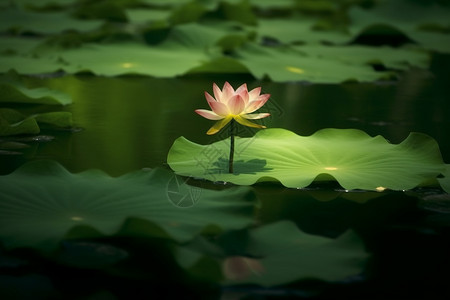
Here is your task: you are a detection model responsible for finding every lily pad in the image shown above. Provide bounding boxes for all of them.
[0,74,72,105]
[257,18,350,45]
[438,165,450,193]
[0,108,39,136]
[223,221,367,286]
[0,160,256,251]
[0,8,103,35]
[234,44,386,82]
[0,54,65,75]
[348,0,450,52]
[178,221,368,286]
[167,128,446,191]
[0,36,43,55]
[293,44,430,70]
[38,23,236,76]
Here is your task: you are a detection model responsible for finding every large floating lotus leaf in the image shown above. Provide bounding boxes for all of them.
[0,160,256,251]
[223,221,367,286]
[248,0,294,10]
[0,54,64,75]
[0,37,43,55]
[348,0,450,52]
[0,75,72,105]
[47,23,236,76]
[0,108,39,136]
[10,0,76,8]
[438,165,450,194]
[0,108,72,136]
[234,44,385,83]
[0,8,103,35]
[125,8,171,24]
[56,42,209,76]
[257,18,350,45]
[167,128,445,191]
[294,45,430,70]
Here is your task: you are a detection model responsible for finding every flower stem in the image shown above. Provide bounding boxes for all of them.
[229,119,235,174]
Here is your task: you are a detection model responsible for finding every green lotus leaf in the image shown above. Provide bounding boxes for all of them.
[0,74,72,105]
[33,112,73,128]
[0,160,256,251]
[0,108,39,136]
[224,221,367,285]
[0,36,43,55]
[125,8,171,24]
[438,165,450,193]
[348,0,450,52]
[234,44,386,83]
[33,23,237,76]
[167,128,446,191]
[0,54,64,75]
[256,18,350,45]
[10,0,76,9]
[54,42,209,76]
[248,0,298,10]
[0,8,103,35]
[178,221,367,285]
[293,45,430,70]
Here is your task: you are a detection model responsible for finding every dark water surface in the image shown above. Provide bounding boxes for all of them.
[1,64,449,175]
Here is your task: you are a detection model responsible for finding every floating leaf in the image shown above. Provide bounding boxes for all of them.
[178,221,368,285]
[234,44,385,82]
[34,23,235,76]
[0,75,72,105]
[0,108,39,136]
[438,165,450,193]
[0,8,103,35]
[0,54,65,75]
[168,128,446,191]
[293,45,430,70]
[223,221,367,286]
[348,0,450,52]
[0,160,256,251]
[0,36,43,55]
[33,112,73,128]
[257,18,350,45]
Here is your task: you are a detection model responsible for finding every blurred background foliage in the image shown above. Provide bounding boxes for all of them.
[0,0,449,81]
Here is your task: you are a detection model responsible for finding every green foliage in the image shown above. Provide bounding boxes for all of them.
[0,108,40,136]
[0,160,256,251]
[168,128,446,191]
[438,165,450,193]
[0,73,73,136]
[1,0,448,81]
[0,73,72,105]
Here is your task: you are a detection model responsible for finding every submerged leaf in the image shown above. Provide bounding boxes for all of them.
[223,221,367,286]
[168,128,446,191]
[0,160,256,251]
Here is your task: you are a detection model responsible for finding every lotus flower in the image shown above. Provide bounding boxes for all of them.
[195,82,271,135]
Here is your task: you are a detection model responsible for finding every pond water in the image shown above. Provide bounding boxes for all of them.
[2,60,449,175]
[1,55,450,299]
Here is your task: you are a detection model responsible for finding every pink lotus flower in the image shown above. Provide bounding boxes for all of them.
[195,82,271,135]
